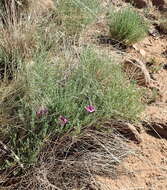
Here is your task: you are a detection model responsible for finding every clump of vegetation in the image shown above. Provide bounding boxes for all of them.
[0,1,145,188]
[55,0,100,36]
[0,47,143,168]
[107,8,149,45]
[0,0,29,26]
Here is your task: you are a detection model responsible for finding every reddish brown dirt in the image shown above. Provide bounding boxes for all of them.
[94,33,167,190]
[96,132,167,190]
[83,3,167,189]
[93,35,167,190]
[129,36,167,125]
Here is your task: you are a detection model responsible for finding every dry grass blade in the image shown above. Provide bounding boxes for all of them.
[124,58,159,88]
[0,124,133,190]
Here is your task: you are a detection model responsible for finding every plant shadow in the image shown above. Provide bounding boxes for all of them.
[142,121,167,139]
[97,35,127,50]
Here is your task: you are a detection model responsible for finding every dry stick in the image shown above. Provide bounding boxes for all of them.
[124,122,142,143]
[90,135,121,164]
[0,140,23,168]
[84,161,99,190]
[127,58,157,88]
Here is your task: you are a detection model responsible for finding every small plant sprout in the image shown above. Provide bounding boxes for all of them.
[85,105,96,113]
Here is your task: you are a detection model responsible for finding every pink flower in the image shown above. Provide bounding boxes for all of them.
[85,105,95,113]
[36,106,48,117]
[59,115,68,126]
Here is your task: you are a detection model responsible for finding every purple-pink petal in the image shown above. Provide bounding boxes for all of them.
[59,115,68,126]
[85,105,95,113]
[36,106,48,117]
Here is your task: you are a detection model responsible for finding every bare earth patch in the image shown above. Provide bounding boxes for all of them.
[96,132,167,190]
[79,3,167,189]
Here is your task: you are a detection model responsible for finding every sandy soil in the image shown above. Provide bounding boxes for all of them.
[96,131,167,190]
[94,29,167,190]
[80,2,167,188]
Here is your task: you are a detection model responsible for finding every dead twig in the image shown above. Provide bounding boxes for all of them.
[127,58,159,88]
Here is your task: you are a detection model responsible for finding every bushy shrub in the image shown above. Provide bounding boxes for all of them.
[108,8,148,45]
[0,48,143,167]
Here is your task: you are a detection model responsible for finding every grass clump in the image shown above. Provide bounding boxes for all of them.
[0,47,143,168]
[107,8,149,45]
[0,0,144,173]
[55,0,100,36]
[26,47,143,128]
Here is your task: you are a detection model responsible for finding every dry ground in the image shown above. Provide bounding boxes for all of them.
[79,1,167,189]
[96,132,167,190]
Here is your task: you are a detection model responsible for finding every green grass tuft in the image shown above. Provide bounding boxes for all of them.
[107,8,149,45]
